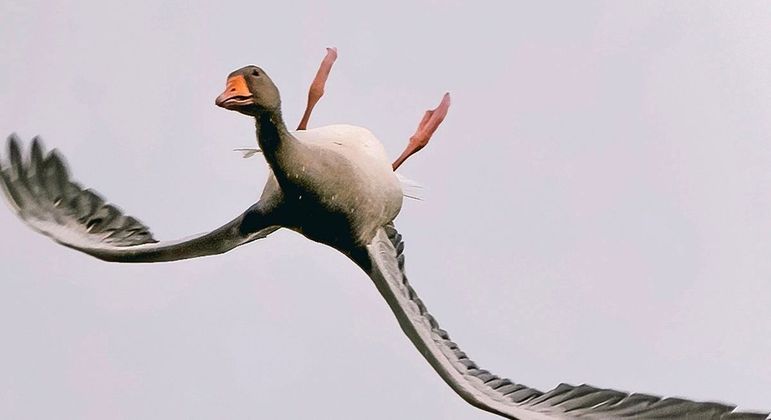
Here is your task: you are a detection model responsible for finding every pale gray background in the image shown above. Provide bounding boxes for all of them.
[1,1,770,419]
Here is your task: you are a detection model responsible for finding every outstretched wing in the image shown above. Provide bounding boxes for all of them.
[0,135,279,263]
[356,225,769,419]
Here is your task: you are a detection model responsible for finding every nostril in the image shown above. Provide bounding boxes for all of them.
[229,88,236,92]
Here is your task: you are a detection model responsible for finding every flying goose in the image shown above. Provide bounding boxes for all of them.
[1,53,768,419]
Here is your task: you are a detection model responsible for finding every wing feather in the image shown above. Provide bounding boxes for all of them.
[1,135,278,263]
[359,225,770,419]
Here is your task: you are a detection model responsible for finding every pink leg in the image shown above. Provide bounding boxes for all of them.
[297,47,338,130]
[392,92,451,170]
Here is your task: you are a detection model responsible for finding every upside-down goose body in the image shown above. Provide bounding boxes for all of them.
[1,63,768,419]
[273,124,403,249]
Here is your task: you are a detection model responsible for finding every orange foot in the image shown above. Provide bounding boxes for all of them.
[392,92,451,170]
[297,47,338,130]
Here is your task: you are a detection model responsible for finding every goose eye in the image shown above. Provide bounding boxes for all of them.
[252,69,260,77]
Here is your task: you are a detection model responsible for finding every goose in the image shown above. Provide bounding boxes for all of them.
[1,54,768,419]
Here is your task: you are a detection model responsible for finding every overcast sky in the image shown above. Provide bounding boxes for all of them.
[1,1,770,419]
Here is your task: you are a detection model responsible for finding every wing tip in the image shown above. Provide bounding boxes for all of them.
[3,133,47,170]
[6,132,21,150]
[30,135,44,152]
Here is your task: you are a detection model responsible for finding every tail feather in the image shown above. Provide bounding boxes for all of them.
[395,172,424,201]
[233,148,261,159]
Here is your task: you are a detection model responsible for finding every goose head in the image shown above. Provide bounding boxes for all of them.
[215,65,281,116]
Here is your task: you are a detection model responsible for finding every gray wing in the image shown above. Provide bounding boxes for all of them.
[358,225,770,420]
[1,135,279,263]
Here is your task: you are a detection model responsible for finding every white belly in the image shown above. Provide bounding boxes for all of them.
[287,124,404,244]
[292,124,394,173]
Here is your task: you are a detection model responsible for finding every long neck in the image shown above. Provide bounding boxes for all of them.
[255,110,288,153]
[255,110,303,175]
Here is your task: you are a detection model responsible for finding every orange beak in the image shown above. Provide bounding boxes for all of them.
[215,75,253,109]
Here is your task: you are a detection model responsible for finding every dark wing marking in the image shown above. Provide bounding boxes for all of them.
[1,135,279,263]
[357,225,769,419]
